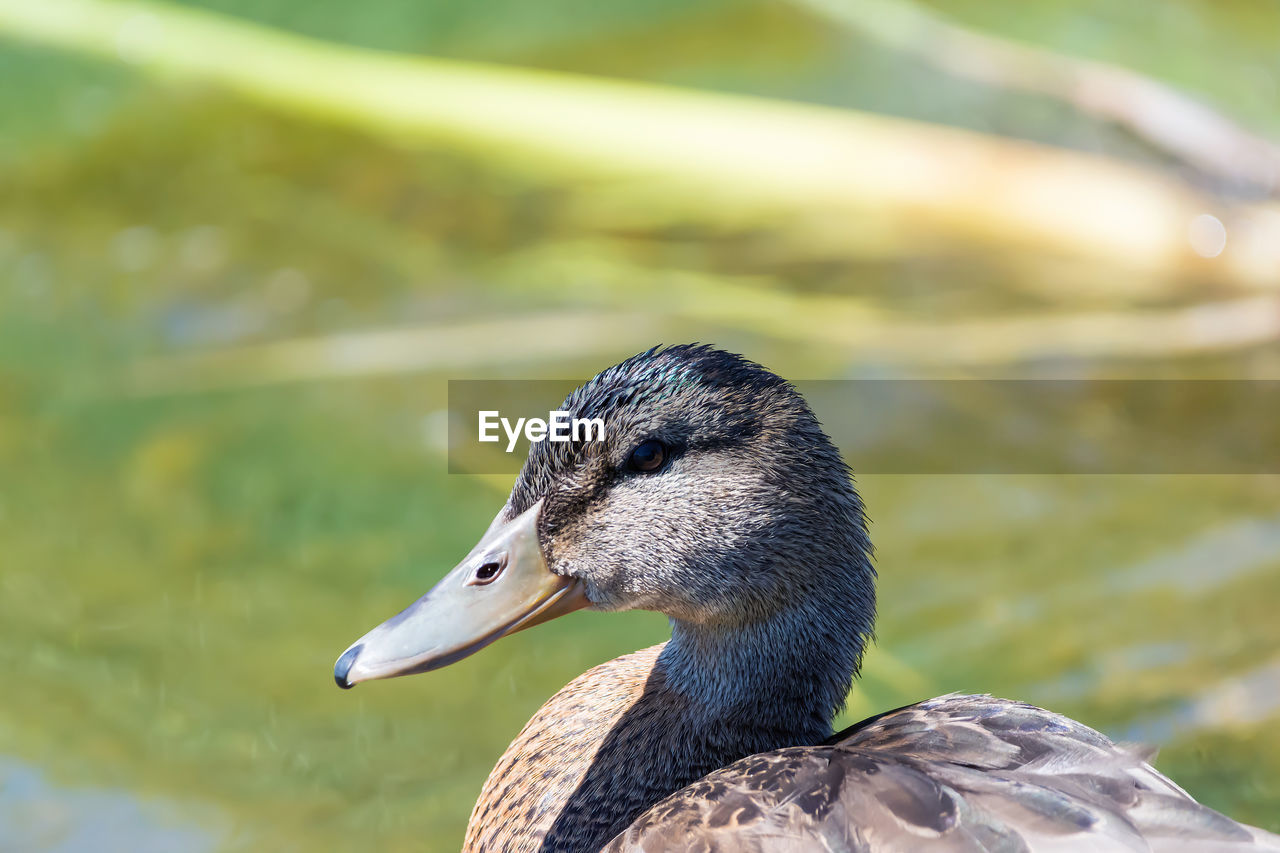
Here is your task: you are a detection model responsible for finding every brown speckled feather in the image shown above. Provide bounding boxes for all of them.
[603,694,1280,852]
[465,643,770,853]
[464,645,672,852]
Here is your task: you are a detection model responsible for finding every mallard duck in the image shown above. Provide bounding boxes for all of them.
[334,345,1278,852]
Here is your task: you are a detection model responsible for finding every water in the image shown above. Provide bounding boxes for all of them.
[0,760,224,853]
[1,0,1278,848]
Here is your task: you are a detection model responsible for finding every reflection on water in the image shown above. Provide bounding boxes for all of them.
[0,759,224,853]
[1027,641,1191,705]
[1110,516,1280,594]
[1118,657,1280,746]
[927,514,1280,655]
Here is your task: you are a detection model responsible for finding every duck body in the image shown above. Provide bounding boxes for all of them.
[334,345,1279,852]
[467,645,702,852]
[609,692,1276,852]
[471,647,1277,852]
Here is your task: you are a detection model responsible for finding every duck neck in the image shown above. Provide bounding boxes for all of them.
[660,592,871,749]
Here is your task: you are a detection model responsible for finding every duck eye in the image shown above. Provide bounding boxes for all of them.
[628,439,667,473]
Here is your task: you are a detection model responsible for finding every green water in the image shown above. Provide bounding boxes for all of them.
[2,0,1279,849]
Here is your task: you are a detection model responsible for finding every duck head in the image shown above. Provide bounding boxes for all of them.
[334,345,875,698]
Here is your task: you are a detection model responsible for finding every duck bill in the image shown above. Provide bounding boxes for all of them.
[333,499,586,688]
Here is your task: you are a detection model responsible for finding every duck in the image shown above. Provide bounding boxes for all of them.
[333,344,1279,852]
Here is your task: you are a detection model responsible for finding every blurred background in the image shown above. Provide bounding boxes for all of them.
[2,0,1279,849]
